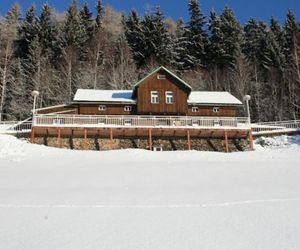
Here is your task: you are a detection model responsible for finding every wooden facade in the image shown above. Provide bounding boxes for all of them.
[78,103,137,115]
[135,68,189,115]
[187,105,236,117]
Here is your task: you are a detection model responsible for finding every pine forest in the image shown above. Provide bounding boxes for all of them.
[0,0,299,122]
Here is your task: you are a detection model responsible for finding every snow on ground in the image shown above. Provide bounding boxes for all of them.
[0,134,300,250]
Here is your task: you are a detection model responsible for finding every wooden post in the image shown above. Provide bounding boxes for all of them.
[110,128,113,150]
[187,130,191,150]
[249,129,254,151]
[57,128,62,148]
[30,127,35,144]
[224,130,229,153]
[84,128,88,140]
[149,128,152,151]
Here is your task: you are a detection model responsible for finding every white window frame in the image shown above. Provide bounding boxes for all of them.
[98,105,106,111]
[165,91,174,104]
[213,107,220,113]
[157,74,166,80]
[151,91,159,104]
[124,106,132,112]
[192,107,199,112]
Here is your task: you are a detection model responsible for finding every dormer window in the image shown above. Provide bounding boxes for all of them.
[157,74,166,80]
[165,91,174,104]
[151,91,159,104]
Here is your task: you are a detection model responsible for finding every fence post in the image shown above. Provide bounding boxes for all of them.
[30,127,35,144]
[224,130,229,153]
[110,128,113,150]
[249,129,254,151]
[57,128,62,148]
[187,130,191,150]
[149,128,152,151]
[84,128,87,140]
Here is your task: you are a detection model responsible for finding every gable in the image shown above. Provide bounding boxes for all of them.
[132,66,192,97]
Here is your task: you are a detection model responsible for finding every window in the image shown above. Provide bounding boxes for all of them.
[192,107,199,112]
[157,74,166,80]
[165,91,174,104]
[151,91,159,104]
[124,106,132,112]
[213,107,220,113]
[98,105,106,111]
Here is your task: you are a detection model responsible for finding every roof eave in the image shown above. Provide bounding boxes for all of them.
[187,102,243,106]
[72,101,137,104]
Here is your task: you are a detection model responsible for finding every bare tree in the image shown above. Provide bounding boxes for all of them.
[0,5,20,120]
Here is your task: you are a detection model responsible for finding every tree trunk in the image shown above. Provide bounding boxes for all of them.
[68,58,72,102]
[93,43,100,89]
[0,43,11,119]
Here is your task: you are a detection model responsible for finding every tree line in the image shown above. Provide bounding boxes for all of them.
[0,0,299,122]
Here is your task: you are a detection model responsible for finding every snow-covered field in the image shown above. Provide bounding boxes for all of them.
[0,134,300,250]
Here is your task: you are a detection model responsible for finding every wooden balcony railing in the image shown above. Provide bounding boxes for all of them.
[33,114,250,129]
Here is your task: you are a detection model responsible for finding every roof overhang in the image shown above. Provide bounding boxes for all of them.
[72,101,137,105]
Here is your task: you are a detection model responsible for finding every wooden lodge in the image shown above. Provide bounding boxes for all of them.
[32,66,253,152]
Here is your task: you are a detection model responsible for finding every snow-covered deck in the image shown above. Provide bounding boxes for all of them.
[33,114,250,129]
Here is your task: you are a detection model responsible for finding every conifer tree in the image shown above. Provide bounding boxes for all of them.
[207,9,223,89]
[61,0,88,100]
[80,2,94,40]
[63,0,87,48]
[87,0,105,89]
[151,7,171,65]
[186,0,208,69]
[95,0,104,32]
[219,7,242,68]
[283,10,300,118]
[171,18,190,71]
[124,10,146,67]
[38,4,56,56]
[5,4,21,24]
[18,5,38,59]
[141,12,156,65]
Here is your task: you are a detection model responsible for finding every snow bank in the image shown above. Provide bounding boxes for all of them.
[0,135,28,159]
[255,134,300,149]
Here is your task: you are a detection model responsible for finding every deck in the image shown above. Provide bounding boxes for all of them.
[30,114,253,152]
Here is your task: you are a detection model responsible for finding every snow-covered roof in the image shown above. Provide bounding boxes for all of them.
[73,89,242,106]
[188,91,242,106]
[73,89,136,103]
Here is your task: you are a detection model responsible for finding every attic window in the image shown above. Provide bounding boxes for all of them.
[213,107,220,113]
[98,105,106,111]
[157,74,166,80]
